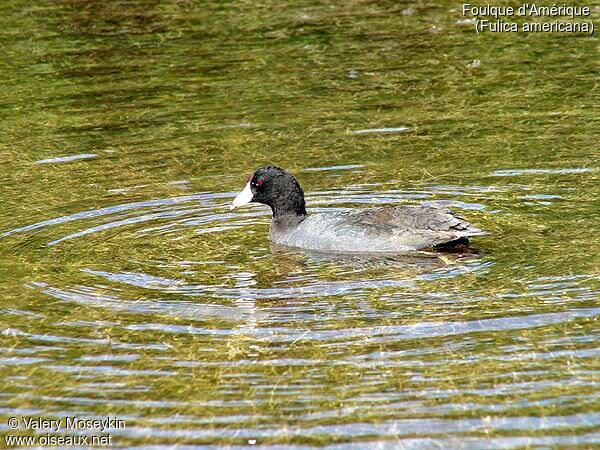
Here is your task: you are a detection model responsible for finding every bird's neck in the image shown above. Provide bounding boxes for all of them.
[269,188,307,218]
[271,202,307,219]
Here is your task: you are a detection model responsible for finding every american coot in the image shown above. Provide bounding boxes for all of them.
[230,166,486,253]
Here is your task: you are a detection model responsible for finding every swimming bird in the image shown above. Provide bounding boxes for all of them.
[230,166,486,253]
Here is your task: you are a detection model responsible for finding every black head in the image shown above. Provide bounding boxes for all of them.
[231,166,307,218]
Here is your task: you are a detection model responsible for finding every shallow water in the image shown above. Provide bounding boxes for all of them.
[1,0,599,448]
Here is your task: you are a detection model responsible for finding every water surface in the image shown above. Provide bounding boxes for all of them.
[1,0,598,448]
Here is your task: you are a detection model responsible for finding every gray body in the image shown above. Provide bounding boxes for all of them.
[269,205,486,253]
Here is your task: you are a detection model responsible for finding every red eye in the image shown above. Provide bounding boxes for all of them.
[256,179,264,187]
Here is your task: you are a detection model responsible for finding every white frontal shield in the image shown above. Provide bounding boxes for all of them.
[230,182,254,210]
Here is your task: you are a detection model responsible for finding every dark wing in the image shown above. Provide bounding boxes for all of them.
[340,205,486,248]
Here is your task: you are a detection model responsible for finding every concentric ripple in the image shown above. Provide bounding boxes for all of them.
[2,175,599,448]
